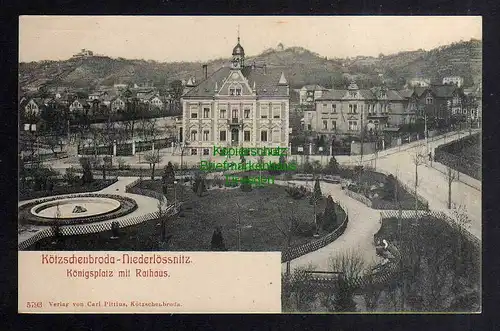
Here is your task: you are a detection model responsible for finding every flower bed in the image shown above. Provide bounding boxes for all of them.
[19,179,118,201]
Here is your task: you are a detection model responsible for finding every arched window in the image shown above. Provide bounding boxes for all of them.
[229,84,243,96]
[190,130,198,141]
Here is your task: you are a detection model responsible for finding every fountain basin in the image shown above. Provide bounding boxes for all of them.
[31,197,121,219]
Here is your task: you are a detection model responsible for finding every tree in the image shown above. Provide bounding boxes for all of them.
[450,204,472,277]
[322,250,366,312]
[326,156,340,175]
[310,178,322,205]
[144,149,162,180]
[322,196,338,232]
[240,176,253,192]
[192,175,207,197]
[79,157,93,185]
[162,161,175,192]
[412,148,426,215]
[446,167,458,209]
[170,80,184,101]
[210,226,227,251]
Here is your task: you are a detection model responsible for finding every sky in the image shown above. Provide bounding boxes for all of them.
[19,16,482,63]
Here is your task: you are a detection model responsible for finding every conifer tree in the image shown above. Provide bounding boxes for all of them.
[310,178,322,204]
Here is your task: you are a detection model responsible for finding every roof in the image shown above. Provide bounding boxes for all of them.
[73,98,89,106]
[397,89,414,98]
[182,66,288,98]
[301,84,328,91]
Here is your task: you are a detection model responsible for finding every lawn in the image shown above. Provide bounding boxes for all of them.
[340,169,428,210]
[18,178,118,201]
[28,180,346,252]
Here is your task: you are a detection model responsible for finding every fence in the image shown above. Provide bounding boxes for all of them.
[281,202,349,263]
[18,187,179,250]
[344,189,373,208]
[379,209,480,248]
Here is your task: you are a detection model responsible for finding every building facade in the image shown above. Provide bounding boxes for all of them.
[442,76,464,87]
[307,82,413,137]
[180,37,290,156]
[299,85,329,106]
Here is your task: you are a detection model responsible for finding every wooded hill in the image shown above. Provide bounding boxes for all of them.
[19,39,481,92]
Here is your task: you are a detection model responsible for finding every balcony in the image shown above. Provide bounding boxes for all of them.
[366,112,389,119]
[229,118,242,126]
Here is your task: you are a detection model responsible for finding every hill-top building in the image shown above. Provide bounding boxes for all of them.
[180,35,290,156]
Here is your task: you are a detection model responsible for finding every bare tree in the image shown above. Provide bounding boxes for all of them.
[412,147,426,216]
[446,167,458,209]
[450,203,472,277]
[362,262,385,311]
[322,249,366,312]
[273,206,295,276]
[282,265,317,312]
[144,149,162,180]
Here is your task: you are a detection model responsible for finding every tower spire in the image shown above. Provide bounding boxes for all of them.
[237,25,240,43]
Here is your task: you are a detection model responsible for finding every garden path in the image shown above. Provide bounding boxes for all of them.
[276,180,382,274]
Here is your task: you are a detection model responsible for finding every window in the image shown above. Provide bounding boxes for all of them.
[203,108,210,118]
[203,148,210,155]
[261,106,268,119]
[244,130,250,141]
[272,130,280,142]
[190,130,198,141]
[273,106,280,118]
[229,88,235,96]
[244,109,250,118]
[332,104,337,113]
[426,96,433,105]
[348,121,358,131]
[191,112,198,119]
[353,104,358,113]
[219,109,226,118]
[203,130,209,141]
[323,103,327,108]
[323,120,328,130]
[349,104,353,113]
[191,148,197,156]
[219,130,226,141]
[307,124,312,131]
[235,88,242,96]
[350,91,357,98]
[260,130,268,142]
[332,120,336,130]
[232,109,238,119]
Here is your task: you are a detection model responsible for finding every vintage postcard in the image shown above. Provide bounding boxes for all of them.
[18,15,481,313]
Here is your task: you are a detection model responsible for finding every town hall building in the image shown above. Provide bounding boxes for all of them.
[180,36,290,156]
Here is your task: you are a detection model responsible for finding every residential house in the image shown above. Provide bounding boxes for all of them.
[442,76,464,87]
[180,35,290,156]
[147,95,165,110]
[310,82,412,138]
[88,91,109,101]
[69,99,90,113]
[406,77,431,88]
[111,97,127,112]
[299,85,329,106]
[21,98,45,116]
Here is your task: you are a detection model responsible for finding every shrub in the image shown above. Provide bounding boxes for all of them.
[325,156,340,174]
[117,157,130,170]
[322,196,338,232]
[79,157,94,184]
[291,218,316,237]
[286,185,307,200]
[210,227,227,251]
[240,176,253,192]
[310,179,322,205]
[192,176,207,196]
[63,166,80,185]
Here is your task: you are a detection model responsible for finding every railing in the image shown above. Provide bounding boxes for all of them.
[281,202,349,263]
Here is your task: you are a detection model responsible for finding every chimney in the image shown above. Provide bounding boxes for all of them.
[202,64,208,80]
[263,64,267,75]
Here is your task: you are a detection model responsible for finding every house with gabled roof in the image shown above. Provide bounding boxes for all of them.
[299,84,330,106]
[180,35,290,156]
[310,82,411,137]
[69,99,90,113]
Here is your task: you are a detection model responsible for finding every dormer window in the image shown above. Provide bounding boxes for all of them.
[426,96,433,105]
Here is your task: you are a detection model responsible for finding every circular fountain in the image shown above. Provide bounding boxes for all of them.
[19,194,138,226]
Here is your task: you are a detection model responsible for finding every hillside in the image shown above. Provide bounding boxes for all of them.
[19,39,482,92]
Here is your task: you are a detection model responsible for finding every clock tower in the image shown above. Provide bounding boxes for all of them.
[231,31,245,69]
